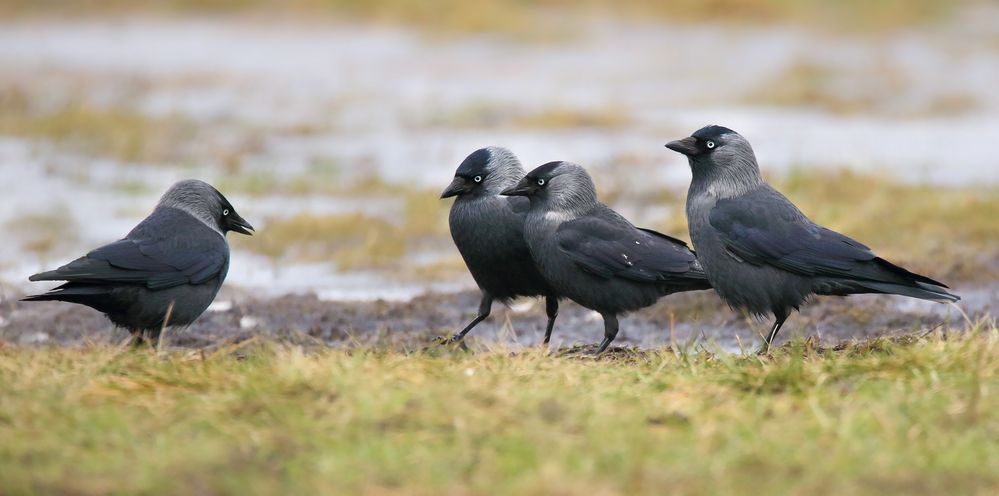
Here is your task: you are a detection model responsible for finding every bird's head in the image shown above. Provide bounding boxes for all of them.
[665,125,763,195]
[441,147,525,200]
[159,179,254,236]
[500,161,597,215]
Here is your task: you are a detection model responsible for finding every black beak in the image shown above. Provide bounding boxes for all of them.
[500,177,535,197]
[440,176,471,199]
[665,137,699,156]
[226,211,254,236]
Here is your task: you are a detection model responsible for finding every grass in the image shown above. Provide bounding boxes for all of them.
[3,205,80,264]
[0,0,962,34]
[421,102,632,130]
[0,86,196,163]
[1,325,997,495]
[228,173,453,272]
[239,212,408,271]
[744,59,981,116]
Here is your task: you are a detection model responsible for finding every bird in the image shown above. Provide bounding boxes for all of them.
[440,147,560,345]
[666,125,960,351]
[501,161,711,355]
[22,179,254,344]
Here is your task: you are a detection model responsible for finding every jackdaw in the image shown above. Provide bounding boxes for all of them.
[440,147,560,344]
[23,179,254,343]
[666,125,960,351]
[502,161,711,354]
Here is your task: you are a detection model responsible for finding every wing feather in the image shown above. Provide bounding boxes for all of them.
[29,208,228,290]
[555,212,700,283]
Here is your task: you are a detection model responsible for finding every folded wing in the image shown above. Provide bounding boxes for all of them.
[709,189,958,302]
[555,212,705,283]
[29,208,228,291]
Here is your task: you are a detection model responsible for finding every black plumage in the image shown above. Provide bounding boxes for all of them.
[441,147,559,344]
[502,161,711,354]
[23,179,254,342]
[667,125,959,350]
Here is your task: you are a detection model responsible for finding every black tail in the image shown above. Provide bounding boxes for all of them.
[846,258,959,303]
[22,284,113,305]
[28,269,67,282]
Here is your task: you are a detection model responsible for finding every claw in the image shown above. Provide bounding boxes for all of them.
[435,335,469,350]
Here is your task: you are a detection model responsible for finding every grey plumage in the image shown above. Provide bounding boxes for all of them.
[23,179,254,342]
[502,161,711,354]
[441,147,559,344]
[667,125,960,350]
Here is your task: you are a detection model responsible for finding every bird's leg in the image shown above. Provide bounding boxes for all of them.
[129,330,151,348]
[542,296,559,345]
[759,312,789,354]
[445,292,493,344]
[594,313,619,356]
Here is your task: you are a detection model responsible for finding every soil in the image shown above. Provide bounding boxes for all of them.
[1,281,993,354]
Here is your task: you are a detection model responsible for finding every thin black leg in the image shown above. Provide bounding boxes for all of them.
[447,292,493,343]
[594,313,619,355]
[543,296,559,344]
[760,311,789,353]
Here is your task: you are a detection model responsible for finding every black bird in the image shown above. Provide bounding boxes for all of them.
[502,161,711,354]
[23,179,254,343]
[441,147,560,344]
[666,125,960,351]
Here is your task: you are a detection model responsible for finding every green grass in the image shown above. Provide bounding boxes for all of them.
[1,325,997,495]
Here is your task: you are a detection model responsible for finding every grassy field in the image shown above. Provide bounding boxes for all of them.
[2,323,997,495]
[0,0,960,34]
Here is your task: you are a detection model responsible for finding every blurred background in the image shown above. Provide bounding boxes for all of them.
[1,0,997,347]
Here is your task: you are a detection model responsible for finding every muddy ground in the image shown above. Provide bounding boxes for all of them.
[1,280,993,353]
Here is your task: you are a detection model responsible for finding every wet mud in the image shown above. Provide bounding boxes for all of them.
[2,281,993,354]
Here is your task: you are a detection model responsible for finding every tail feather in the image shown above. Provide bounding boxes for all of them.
[817,257,960,303]
[874,257,951,289]
[28,269,65,282]
[864,258,959,302]
[856,280,960,303]
[21,284,112,304]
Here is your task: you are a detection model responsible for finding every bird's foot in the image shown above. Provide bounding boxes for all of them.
[593,339,612,356]
[434,334,470,350]
[128,333,156,349]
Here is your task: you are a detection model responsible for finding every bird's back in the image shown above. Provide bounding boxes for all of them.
[528,202,708,314]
